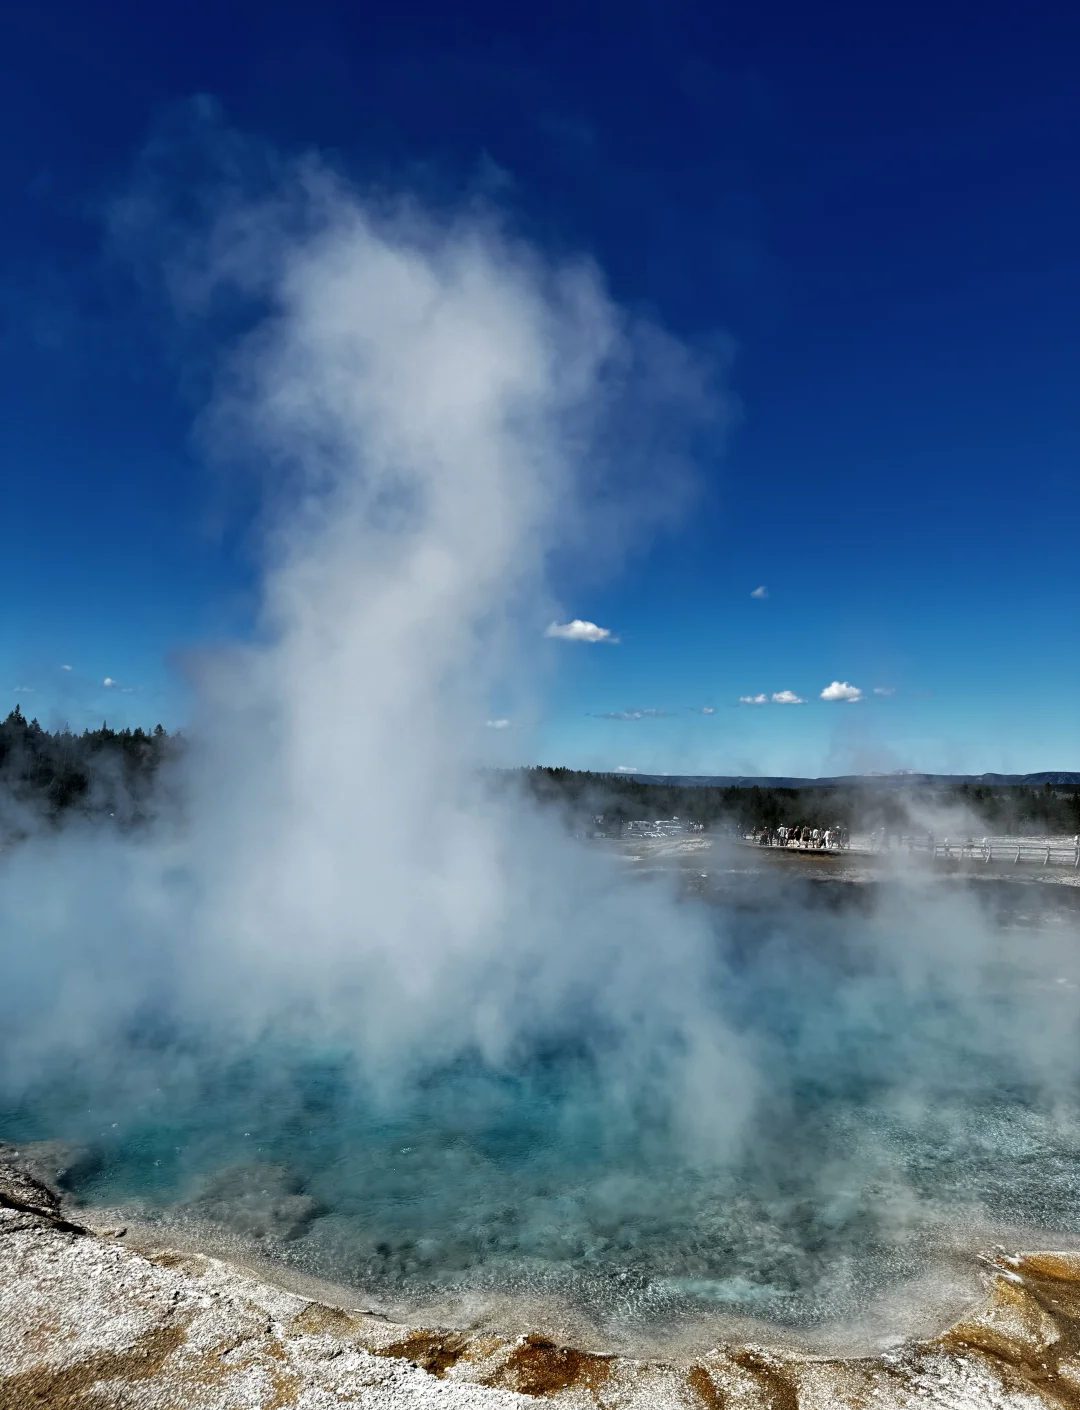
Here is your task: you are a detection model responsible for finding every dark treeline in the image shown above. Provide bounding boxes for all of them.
[519,767,1080,836]
[2,719,1077,839]
[0,705,177,829]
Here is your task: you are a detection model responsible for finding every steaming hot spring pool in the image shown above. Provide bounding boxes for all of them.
[5,874,1080,1348]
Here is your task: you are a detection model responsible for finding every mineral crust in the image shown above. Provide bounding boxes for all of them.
[3,1156,1078,1408]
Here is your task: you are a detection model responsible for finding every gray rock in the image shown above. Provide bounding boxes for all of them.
[0,1155,62,1219]
[0,1137,101,1198]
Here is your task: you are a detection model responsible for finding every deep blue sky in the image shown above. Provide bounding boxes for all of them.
[2,0,1078,774]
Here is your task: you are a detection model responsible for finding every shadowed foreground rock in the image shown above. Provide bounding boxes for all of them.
[3,1157,1080,1408]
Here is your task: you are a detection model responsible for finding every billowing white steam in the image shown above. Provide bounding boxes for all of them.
[0,151,753,1158]
[5,143,1080,1326]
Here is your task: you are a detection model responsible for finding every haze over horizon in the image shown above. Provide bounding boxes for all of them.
[2,0,1078,776]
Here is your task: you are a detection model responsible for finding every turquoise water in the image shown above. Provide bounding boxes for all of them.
[5,879,1080,1331]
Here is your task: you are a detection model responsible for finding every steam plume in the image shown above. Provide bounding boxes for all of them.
[1,133,751,1161]
[2,127,1079,1339]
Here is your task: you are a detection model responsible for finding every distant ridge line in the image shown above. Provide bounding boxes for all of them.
[621,771,1080,790]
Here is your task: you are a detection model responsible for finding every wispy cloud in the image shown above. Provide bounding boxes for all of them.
[593,708,668,721]
[873,686,895,697]
[485,718,510,729]
[614,765,639,773]
[750,585,768,600]
[698,705,716,715]
[821,680,862,703]
[544,619,617,643]
[771,690,806,704]
[103,677,117,688]
[61,664,72,672]
[738,694,769,705]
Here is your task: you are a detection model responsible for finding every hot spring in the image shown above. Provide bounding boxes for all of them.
[4,137,1079,1357]
[6,868,1080,1349]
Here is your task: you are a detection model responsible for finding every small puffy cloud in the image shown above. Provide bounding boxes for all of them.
[61,664,72,672]
[873,686,895,697]
[771,690,806,705]
[820,680,862,703]
[485,718,510,729]
[103,677,116,688]
[699,705,715,715]
[739,694,769,705]
[614,765,639,773]
[750,586,768,600]
[545,619,617,643]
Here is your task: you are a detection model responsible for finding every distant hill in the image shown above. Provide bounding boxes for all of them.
[625,771,1080,790]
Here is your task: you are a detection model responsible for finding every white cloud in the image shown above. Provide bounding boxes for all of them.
[750,585,768,600]
[485,718,510,729]
[545,619,617,643]
[820,680,862,703]
[61,664,72,672]
[739,694,769,705]
[699,705,715,715]
[595,708,667,721]
[873,686,895,697]
[614,765,639,773]
[103,677,117,688]
[771,690,805,705]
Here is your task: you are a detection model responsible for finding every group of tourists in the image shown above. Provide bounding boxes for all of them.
[751,824,850,851]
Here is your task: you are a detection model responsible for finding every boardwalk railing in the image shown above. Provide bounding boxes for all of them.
[854,834,1080,867]
[745,834,1080,868]
[923,836,1080,867]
